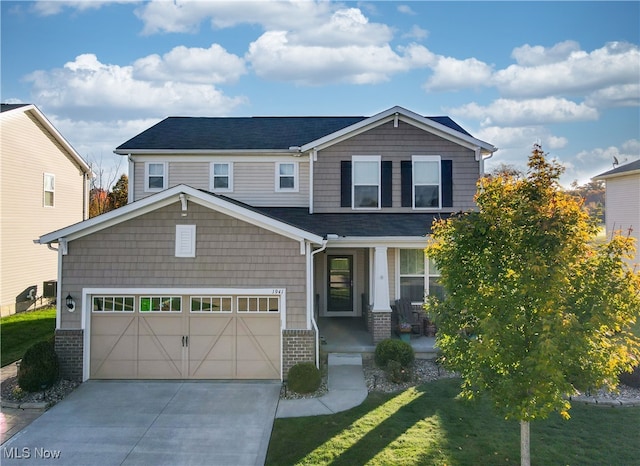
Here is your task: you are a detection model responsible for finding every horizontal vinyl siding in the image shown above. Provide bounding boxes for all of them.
[60,202,308,329]
[606,175,640,266]
[0,110,86,314]
[314,120,480,213]
[133,160,309,207]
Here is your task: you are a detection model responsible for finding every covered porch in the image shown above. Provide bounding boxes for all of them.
[317,317,437,359]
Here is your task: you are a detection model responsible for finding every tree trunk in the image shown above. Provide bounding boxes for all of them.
[521,420,530,466]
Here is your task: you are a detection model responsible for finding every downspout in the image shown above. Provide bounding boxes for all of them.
[128,155,134,204]
[310,239,328,368]
[309,149,316,214]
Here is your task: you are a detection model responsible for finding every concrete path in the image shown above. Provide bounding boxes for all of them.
[276,353,368,418]
[1,380,280,465]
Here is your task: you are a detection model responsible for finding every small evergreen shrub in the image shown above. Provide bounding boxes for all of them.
[619,365,640,388]
[18,340,59,392]
[287,362,321,394]
[386,360,411,383]
[374,338,415,368]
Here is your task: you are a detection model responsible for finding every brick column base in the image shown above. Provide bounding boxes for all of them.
[282,329,316,379]
[372,311,391,343]
[55,329,84,382]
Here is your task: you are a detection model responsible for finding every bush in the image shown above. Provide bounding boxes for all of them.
[619,365,640,388]
[18,340,59,392]
[287,362,321,394]
[375,338,415,368]
[386,360,412,383]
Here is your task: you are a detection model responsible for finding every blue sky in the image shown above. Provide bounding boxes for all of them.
[2,1,639,186]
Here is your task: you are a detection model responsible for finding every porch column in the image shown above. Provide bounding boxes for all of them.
[371,246,392,342]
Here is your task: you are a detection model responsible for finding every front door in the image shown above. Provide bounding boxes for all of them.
[327,255,354,315]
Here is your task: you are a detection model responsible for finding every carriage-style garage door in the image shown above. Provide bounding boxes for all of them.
[89,292,281,380]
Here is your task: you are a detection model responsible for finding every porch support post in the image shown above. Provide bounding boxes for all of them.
[371,246,392,342]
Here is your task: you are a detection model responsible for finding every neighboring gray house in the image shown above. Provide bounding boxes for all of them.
[37,106,496,382]
[0,104,92,316]
[593,159,640,267]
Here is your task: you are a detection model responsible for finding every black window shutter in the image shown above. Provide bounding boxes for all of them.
[340,161,352,207]
[441,160,453,207]
[381,161,393,207]
[401,161,412,207]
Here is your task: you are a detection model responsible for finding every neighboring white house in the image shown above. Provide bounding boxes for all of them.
[0,104,93,316]
[593,159,640,268]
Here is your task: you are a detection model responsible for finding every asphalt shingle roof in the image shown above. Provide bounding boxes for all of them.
[1,103,30,113]
[594,159,640,178]
[116,115,472,152]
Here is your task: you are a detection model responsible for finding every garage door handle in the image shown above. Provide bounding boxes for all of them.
[185,336,189,347]
[182,336,185,347]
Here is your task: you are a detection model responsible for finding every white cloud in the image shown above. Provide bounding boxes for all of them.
[424,56,493,91]
[451,97,599,127]
[132,44,246,85]
[397,5,417,15]
[494,42,640,99]
[32,1,123,16]
[585,83,640,108]
[511,40,581,66]
[25,54,247,120]
[246,33,433,85]
[403,25,429,41]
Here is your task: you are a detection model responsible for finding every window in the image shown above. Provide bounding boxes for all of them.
[145,162,167,192]
[276,162,298,192]
[140,296,181,312]
[352,156,380,209]
[399,249,443,303]
[44,173,55,207]
[237,296,280,313]
[190,296,232,313]
[399,249,426,304]
[175,225,196,258]
[413,156,440,208]
[210,162,233,192]
[92,296,135,312]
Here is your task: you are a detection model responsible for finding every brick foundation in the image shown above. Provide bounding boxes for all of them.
[371,311,391,343]
[282,329,316,378]
[55,329,83,381]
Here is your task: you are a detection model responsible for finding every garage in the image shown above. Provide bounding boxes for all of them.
[89,290,282,380]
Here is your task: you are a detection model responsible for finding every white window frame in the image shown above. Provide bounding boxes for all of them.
[275,162,298,192]
[190,296,233,313]
[398,249,427,305]
[91,296,135,313]
[44,173,55,207]
[210,162,233,192]
[412,155,441,210]
[144,162,167,193]
[175,225,196,258]
[237,296,280,313]
[139,296,182,313]
[352,155,381,210]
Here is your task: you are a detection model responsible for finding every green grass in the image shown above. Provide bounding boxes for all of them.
[266,378,640,466]
[0,307,56,367]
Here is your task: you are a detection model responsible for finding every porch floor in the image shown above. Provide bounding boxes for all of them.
[317,317,437,358]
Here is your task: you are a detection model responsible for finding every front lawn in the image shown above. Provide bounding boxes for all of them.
[267,378,640,465]
[0,307,56,366]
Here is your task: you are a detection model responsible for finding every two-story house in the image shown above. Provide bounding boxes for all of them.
[1,103,92,316]
[37,106,496,382]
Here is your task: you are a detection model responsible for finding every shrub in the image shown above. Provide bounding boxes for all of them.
[619,365,640,388]
[375,338,415,368]
[287,362,321,394]
[18,340,59,392]
[386,360,412,383]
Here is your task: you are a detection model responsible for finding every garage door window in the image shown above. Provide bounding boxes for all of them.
[92,296,135,312]
[190,296,232,313]
[237,296,279,313]
[140,296,182,312]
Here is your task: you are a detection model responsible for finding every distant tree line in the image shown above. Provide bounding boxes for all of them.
[89,174,128,218]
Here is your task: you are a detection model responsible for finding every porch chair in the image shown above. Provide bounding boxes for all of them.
[393,298,423,334]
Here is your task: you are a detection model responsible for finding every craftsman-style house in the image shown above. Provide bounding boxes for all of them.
[38,106,496,381]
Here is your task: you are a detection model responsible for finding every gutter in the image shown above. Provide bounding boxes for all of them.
[310,239,328,369]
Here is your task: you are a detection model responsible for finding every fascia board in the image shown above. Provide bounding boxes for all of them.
[24,105,94,176]
[326,236,429,248]
[38,184,323,246]
[593,168,640,180]
[114,149,297,156]
[128,153,308,163]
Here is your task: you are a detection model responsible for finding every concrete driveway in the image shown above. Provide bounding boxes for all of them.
[1,380,280,465]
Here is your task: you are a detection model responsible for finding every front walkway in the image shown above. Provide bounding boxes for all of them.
[276,353,367,418]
